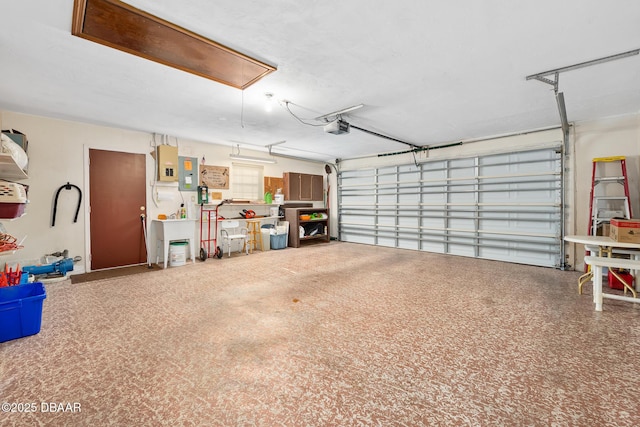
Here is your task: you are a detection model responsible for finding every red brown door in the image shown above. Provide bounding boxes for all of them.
[89,149,147,270]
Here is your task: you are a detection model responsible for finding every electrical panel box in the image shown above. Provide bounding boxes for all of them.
[178,156,198,191]
[157,145,178,182]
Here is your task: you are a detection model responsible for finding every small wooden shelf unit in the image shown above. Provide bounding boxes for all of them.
[285,207,330,248]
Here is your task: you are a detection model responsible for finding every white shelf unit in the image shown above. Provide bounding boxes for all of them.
[0,153,28,180]
[0,153,28,256]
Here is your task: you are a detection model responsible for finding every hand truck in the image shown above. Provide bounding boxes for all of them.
[199,199,229,260]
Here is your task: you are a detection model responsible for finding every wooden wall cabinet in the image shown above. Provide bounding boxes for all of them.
[311,175,323,201]
[285,207,330,248]
[283,172,324,201]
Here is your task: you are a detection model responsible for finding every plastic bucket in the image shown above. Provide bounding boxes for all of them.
[169,241,187,267]
[261,229,271,251]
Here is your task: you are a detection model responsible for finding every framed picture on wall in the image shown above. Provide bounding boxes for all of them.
[200,165,230,189]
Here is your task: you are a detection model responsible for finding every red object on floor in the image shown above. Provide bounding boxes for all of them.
[608,269,634,290]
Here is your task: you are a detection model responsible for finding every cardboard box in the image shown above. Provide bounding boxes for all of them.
[610,218,640,243]
[597,223,610,237]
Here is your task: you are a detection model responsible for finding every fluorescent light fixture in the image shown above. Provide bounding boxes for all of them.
[230,143,277,163]
[314,103,364,121]
[229,154,277,164]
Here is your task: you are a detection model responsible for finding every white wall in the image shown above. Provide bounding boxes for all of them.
[571,114,640,233]
[568,113,640,270]
[0,111,325,272]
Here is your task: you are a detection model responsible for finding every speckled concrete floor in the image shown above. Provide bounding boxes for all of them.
[1,242,639,426]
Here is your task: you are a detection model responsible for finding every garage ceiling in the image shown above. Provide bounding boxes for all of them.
[0,1,639,162]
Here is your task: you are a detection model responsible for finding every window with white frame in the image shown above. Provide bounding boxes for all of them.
[231,163,263,200]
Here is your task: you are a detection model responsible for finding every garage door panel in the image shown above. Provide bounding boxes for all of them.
[398,241,417,250]
[339,147,562,267]
[378,215,397,226]
[448,243,477,257]
[343,233,375,245]
[399,193,420,203]
[480,220,554,236]
[448,192,477,204]
[421,242,444,252]
[398,215,418,226]
[421,217,446,228]
[449,218,475,230]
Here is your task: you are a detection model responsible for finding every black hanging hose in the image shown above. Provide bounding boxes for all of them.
[52,182,82,227]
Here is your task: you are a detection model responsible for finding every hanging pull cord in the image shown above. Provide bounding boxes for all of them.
[52,182,82,227]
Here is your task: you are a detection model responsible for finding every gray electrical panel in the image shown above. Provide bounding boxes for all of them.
[178,156,198,191]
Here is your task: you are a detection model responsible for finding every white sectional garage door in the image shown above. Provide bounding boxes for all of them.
[338,147,563,267]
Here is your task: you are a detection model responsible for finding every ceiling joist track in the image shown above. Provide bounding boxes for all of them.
[349,124,421,150]
[71,0,276,89]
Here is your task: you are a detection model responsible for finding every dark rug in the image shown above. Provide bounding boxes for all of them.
[70,264,163,284]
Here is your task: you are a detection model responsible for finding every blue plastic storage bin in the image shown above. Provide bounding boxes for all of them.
[0,282,46,343]
[270,233,288,250]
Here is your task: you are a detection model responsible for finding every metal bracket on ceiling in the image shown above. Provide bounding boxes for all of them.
[530,72,560,93]
[527,48,639,93]
[527,48,640,132]
[265,140,286,155]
